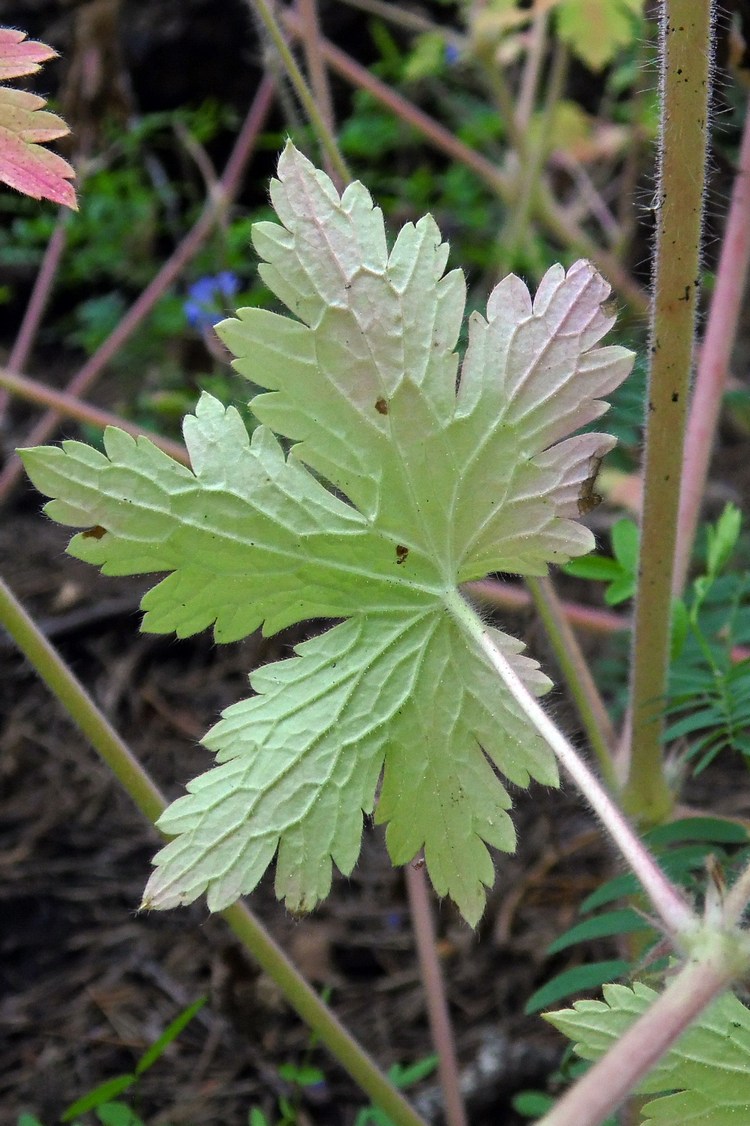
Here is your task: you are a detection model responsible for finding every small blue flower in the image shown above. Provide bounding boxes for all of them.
[184,272,240,329]
[444,42,461,66]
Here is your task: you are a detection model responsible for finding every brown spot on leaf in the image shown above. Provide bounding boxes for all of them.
[395,544,409,564]
[577,455,604,516]
[375,398,389,415]
[82,525,107,539]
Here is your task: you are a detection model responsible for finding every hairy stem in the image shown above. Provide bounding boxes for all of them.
[0,573,428,1126]
[540,942,743,1126]
[623,0,714,821]
[449,591,697,943]
[525,576,618,790]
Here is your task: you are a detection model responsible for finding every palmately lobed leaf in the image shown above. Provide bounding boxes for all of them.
[21,142,632,924]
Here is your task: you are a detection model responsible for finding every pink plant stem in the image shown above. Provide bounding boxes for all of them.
[0,216,68,418]
[467,578,629,638]
[0,74,276,505]
[472,578,750,661]
[673,101,750,594]
[540,955,737,1126]
[0,365,188,465]
[405,864,468,1126]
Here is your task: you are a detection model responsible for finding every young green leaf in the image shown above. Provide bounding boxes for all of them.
[20,143,632,924]
[546,981,750,1124]
[552,0,645,72]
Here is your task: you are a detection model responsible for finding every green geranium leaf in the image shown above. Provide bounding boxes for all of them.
[21,143,632,924]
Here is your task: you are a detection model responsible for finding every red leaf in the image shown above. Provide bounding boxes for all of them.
[0,27,57,81]
[0,28,77,209]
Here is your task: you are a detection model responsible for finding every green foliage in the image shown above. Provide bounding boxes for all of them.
[546,981,750,1123]
[17,997,205,1126]
[563,504,750,772]
[562,517,639,605]
[666,506,750,771]
[354,1056,438,1125]
[553,0,645,72]
[20,143,631,925]
[526,818,750,1016]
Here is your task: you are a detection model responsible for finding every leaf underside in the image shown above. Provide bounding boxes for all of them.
[20,143,632,924]
[547,981,750,1124]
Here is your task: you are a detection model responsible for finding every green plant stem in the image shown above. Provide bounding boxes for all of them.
[0,73,276,506]
[222,904,426,1126]
[405,864,468,1126]
[296,0,339,186]
[280,8,649,316]
[0,574,166,825]
[0,573,428,1126]
[505,39,568,259]
[448,591,697,943]
[0,366,189,465]
[525,576,618,790]
[516,5,548,130]
[623,0,714,822]
[247,0,350,187]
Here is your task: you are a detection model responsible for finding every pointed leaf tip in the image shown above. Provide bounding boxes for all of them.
[0,28,77,209]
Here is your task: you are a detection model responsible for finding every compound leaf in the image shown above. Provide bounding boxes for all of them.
[21,143,632,923]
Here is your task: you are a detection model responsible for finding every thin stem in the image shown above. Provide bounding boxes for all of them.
[525,576,618,791]
[516,6,548,132]
[222,902,427,1126]
[405,864,468,1126]
[248,0,350,186]
[540,948,741,1126]
[0,74,276,505]
[722,855,750,928]
[281,9,649,315]
[0,573,428,1126]
[0,216,68,418]
[505,39,568,257]
[623,0,714,821]
[0,574,166,825]
[674,95,750,593]
[468,577,749,663]
[448,591,697,943]
[296,0,340,186]
[0,365,189,465]
[467,577,630,638]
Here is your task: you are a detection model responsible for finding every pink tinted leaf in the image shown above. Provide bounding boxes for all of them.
[0,28,77,209]
[0,27,57,81]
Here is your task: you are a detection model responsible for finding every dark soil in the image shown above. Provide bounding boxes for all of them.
[1,503,613,1125]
